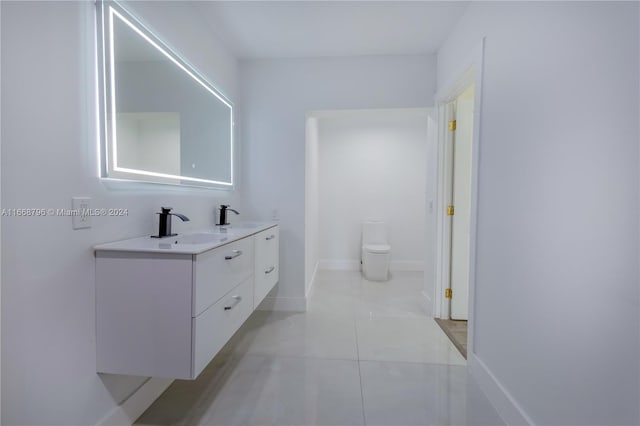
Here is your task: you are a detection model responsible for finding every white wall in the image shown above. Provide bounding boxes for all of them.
[0,2,239,425]
[240,55,436,309]
[315,109,428,271]
[0,2,3,422]
[304,117,320,294]
[437,2,639,424]
[423,113,438,310]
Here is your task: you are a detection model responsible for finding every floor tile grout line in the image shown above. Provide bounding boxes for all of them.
[226,352,361,363]
[226,350,466,368]
[358,357,467,368]
[349,274,369,426]
[356,355,368,426]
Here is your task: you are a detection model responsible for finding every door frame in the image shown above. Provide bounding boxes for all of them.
[433,39,485,355]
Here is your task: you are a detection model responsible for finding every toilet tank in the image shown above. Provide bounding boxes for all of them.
[362,221,388,245]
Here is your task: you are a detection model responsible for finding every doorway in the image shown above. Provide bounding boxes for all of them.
[449,83,475,321]
[434,84,475,358]
[432,40,484,362]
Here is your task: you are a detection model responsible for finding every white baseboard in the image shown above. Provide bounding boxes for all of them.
[318,260,360,271]
[96,377,173,426]
[391,261,424,271]
[468,353,533,426]
[422,290,432,305]
[421,290,433,317]
[257,296,308,312]
[306,260,320,298]
[318,260,424,272]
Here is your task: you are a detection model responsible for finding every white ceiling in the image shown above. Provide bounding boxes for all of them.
[191,1,469,59]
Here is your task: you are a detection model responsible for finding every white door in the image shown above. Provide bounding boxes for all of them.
[450,84,475,320]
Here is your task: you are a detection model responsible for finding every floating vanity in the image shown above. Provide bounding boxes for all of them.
[94,223,279,379]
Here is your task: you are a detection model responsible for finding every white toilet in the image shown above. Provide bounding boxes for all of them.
[361,220,391,281]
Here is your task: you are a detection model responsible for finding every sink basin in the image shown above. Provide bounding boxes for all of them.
[214,223,260,232]
[173,233,229,245]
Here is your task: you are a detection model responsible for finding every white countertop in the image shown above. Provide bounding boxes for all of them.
[94,222,278,255]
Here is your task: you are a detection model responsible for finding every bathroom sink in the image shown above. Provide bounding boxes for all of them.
[237,223,259,228]
[173,233,229,245]
[215,223,260,231]
[94,222,277,254]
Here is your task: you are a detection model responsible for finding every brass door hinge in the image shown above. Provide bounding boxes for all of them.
[448,120,457,131]
[445,288,453,298]
[447,205,455,216]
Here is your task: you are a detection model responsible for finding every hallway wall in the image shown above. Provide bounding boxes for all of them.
[240,55,436,309]
[437,2,640,424]
[1,2,240,424]
[304,117,320,294]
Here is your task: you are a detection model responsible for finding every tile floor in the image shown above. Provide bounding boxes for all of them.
[136,270,504,426]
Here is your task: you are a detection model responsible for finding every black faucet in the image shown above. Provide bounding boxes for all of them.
[152,207,190,238]
[217,205,239,226]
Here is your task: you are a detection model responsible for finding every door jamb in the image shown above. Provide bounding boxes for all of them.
[433,39,485,358]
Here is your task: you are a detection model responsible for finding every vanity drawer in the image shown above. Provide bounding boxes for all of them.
[192,276,253,377]
[194,237,254,316]
[254,226,279,307]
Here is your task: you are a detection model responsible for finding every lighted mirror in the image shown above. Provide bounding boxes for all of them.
[97,1,233,188]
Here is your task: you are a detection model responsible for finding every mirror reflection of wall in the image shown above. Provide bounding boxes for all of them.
[116,113,181,183]
[99,2,234,187]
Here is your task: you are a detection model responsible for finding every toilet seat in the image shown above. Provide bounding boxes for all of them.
[363,244,390,254]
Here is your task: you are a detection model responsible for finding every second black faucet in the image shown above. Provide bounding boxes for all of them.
[217,204,239,226]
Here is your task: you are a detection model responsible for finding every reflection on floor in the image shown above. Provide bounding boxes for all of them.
[435,319,468,359]
[136,270,503,426]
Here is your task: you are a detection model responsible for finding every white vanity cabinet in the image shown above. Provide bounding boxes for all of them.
[95,224,278,380]
[254,227,280,307]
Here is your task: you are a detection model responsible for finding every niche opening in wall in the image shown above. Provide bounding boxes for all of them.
[304,108,434,286]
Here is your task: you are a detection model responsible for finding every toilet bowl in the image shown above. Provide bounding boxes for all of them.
[361,221,391,281]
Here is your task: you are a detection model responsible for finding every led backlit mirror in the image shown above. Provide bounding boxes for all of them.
[97,1,234,188]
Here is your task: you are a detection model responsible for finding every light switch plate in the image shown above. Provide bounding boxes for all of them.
[72,197,91,229]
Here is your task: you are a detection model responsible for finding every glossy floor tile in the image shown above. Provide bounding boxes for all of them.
[310,270,429,319]
[223,310,359,360]
[360,361,502,426]
[136,270,502,426]
[307,279,357,316]
[354,271,425,315]
[197,356,365,426]
[356,316,466,365]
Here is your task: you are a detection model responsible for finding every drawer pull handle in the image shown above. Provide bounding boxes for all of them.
[265,234,276,241]
[265,266,275,274]
[225,250,243,260]
[224,296,242,310]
